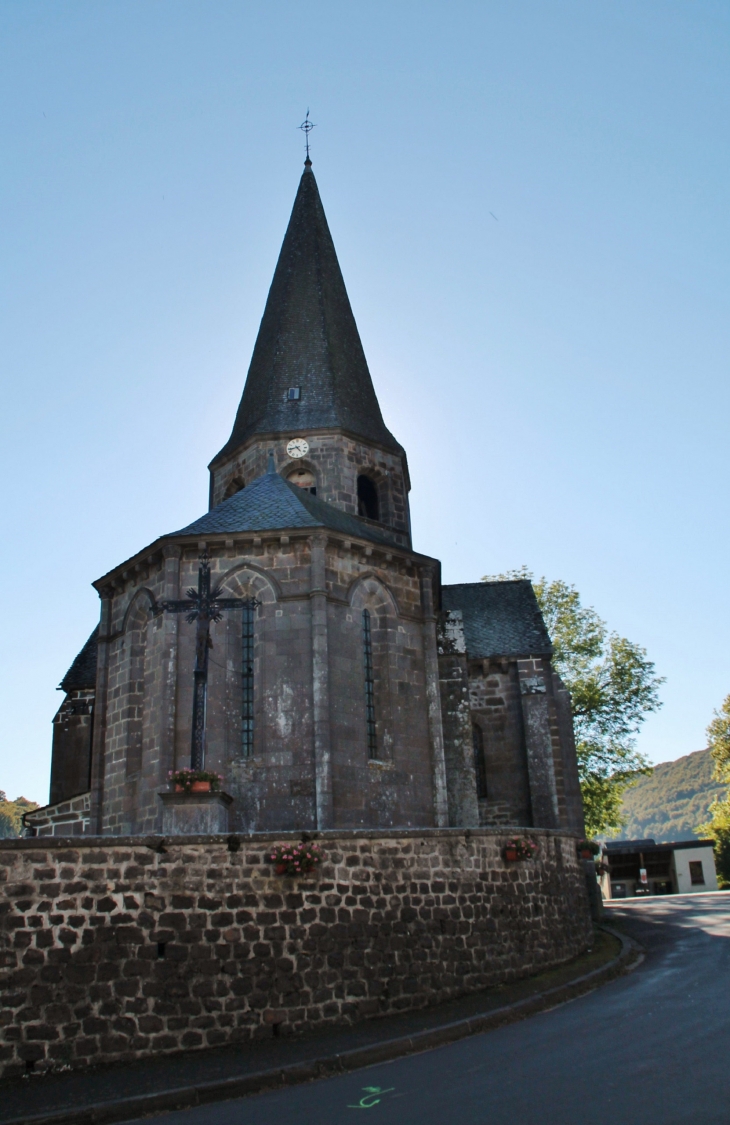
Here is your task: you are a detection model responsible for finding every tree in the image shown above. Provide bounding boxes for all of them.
[0,792,39,838]
[696,693,730,886]
[482,567,664,836]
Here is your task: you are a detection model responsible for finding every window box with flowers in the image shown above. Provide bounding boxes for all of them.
[168,769,223,794]
[269,841,324,878]
[577,839,601,859]
[503,837,539,862]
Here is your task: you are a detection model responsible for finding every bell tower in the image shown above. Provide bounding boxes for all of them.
[208,160,412,543]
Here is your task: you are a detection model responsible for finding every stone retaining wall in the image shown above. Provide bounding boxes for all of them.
[0,829,592,1078]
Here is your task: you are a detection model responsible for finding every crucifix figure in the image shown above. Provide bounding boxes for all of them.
[153,552,259,770]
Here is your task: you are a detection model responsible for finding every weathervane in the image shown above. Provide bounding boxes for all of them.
[299,109,315,161]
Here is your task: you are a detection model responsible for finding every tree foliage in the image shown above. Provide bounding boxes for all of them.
[620,749,718,842]
[696,693,730,886]
[482,567,664,836]
[0,792,38,838]
[706,693,730,784]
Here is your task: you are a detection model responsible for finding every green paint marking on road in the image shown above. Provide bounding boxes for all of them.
[347,1085,396,1108]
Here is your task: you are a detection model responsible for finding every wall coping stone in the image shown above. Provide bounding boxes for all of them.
[4,825,581,850]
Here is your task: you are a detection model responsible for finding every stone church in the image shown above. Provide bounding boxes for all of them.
[27,159,585,840]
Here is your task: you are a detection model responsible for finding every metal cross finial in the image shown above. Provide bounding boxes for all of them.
[299,109,315,162]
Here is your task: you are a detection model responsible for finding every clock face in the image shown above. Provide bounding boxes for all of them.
[286,438,309,459]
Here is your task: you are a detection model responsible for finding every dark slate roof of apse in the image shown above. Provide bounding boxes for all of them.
[441,580,553,659]
[60,628,99,692]
[168,468,400,548]
[211,161,403,465]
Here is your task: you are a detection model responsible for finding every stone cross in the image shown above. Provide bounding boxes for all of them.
[153,552,258,770]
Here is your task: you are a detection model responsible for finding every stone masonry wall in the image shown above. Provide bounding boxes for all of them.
[50,687,94,807]
[210,431,411,540]
[0,829,592,1078]
[468,661,533,826]
[95,536,440,836]
[436,610,480,829]
[23,793,91,838]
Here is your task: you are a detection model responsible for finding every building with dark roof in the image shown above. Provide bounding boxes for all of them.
[47,629,98,808]
[603,838,718,898]
[30,159,584,840]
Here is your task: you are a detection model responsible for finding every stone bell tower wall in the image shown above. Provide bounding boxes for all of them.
[209,431,411,541]
[0,828,592,1079]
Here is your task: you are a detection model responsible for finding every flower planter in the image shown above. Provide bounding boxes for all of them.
[579,849,594,859]
[503,837,538,862]
[168,769,223,794]
[269,841,324,878]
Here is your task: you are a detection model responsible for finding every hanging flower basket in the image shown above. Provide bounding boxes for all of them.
[269,841,324,878]
[503,836,539,862]
[577,839,601,859]
[169,769,223,794]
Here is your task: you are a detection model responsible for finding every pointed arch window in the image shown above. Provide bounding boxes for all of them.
[473,722,488,799]
[286,466,317,495]
[357,475,379,521]
[241,604,255,757]
[362,609,378,759]
[224,477,245,499]
[124,598,151,778]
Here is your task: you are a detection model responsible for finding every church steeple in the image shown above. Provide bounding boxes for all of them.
[211,163,403,466]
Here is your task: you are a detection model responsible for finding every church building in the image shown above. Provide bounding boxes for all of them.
[26,159,584,840]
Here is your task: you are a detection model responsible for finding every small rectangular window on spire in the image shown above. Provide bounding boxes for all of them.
[287,387,301,401]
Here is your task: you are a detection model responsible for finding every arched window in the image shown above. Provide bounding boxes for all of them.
[241,603,255,757]
[124,596,151,778]
[362,609,378,758]
[473,723,488,799]
[357,475,379,521]
[286,466,317,495]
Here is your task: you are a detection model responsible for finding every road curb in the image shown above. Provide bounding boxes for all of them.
[13,927,642,1125]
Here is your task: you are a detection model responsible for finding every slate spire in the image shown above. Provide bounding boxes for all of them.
[211,162,403,465]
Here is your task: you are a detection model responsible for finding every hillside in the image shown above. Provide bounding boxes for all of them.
[615,748,723,842]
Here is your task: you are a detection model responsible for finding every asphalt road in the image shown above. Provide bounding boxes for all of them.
[124,893,730,1125]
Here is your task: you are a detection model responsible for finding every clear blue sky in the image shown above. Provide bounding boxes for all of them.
[1,1,729,803]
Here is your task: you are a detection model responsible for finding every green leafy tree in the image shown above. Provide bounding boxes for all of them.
[482,567,664,836]
[0,791,39,838]
[696,693,730,886]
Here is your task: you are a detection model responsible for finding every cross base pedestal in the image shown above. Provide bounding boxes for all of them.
[158,790,233,835]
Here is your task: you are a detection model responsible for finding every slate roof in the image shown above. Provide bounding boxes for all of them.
[168,467,401,548]
[604,839,714,853]
[60,628,99,692]
[212,162,403,465]
[441,580,553,659]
